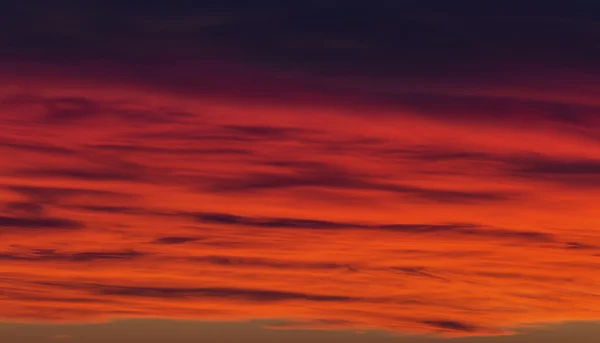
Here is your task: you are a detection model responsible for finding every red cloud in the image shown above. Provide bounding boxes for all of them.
[1,65,599,338]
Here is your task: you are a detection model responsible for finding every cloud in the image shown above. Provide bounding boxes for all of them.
[373,92,600,128]
[1,3,600,337]
[0,215,82,230]
[375,224,555,242]
[516,158,600,175]
[205,161,516,203]
[16,168,142,182]
[0,93,195,124]
[0,138,75,155]
[509,155,600,187]
[194,212,364,229]
[153,236,200,245]
[192,255,354,271]
[89,144,251,156]
[4,185,133,203]
[0,249,145,262]
[2,202,45,216]
[1,85,596,338]
[62,205,145,214]
[41,96,101,122]
[220,125,314,140]
[68,250,146,262]
[564,242,596,250]
[2,2,600,132]
[369,146,600,189]
[385,185,514,203]
[1,186,138,221]
[192,211,554,243]
[388,266,448,281]
[422,320,477,333]
[44,282,358,302]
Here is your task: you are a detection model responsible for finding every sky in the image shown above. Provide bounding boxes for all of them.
[1,1,600,342]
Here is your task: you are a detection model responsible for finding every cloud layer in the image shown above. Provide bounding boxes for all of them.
[1,1,600,338]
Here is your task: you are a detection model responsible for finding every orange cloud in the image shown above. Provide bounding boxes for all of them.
[0,68,599,338]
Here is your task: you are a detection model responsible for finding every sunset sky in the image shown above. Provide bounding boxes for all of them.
[1,1,600,342]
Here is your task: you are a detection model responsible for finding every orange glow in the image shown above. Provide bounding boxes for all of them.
[1,67,600,337]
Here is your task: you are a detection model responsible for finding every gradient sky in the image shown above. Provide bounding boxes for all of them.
[1,1,600,342]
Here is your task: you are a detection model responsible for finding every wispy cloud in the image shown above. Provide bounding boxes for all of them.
[1,14,600,337]
[0,215,83,230]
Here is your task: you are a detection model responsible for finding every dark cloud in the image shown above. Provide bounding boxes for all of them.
[373,147,600,189]
[193,211,553,243]
[100,285,355,302]
[41,96,101,122]
[194,212,365,230]
[63,205,145,214]
[0,249,145,261]
[60,205,181,220]
[422,320,477,332]
[369,92,600,127]
[1,2,599,128]
[207,172,347,192]
[16,168,142,181]
[39,281,357,302]
[192,255,354,271]
[375,224,555,242]
[389,266,448,281]
[205,160,515,203]
[509,156,600,187]
[153,236,200,245]
[2,201,44,216]
[6,62,599,135]
[0,138,75,155]
[564,242,596,250]
[0,215,82,230]
[0,93,195,124]
[385,185,513,203]
[132,128,260,143]
[220,125,314,140]
[3,292,107,304]
[517,159,600,175]
[5,185,133,202]
[68,250,145,261]
[90,144,251,156]
[377,146,497,162]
